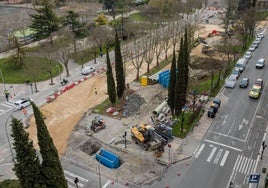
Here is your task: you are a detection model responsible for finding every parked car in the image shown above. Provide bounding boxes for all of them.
[239,77,249,88]
[14,98,31,110]
[257,32,264,39]
[207,107,216,118]
[249,45,257,52]
[235,57,247,72]
[256,58,265,69]
[252,40,260,47]
[231,67,240,79]
[213,98,221,107]
[244,51,252,60]
[81,66,95,75]
[225,75,237,88]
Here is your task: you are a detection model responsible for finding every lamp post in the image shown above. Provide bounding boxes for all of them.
[123,131,127,148]
[261,141,267,160]
[0,68,7,91]
[29,83,33,94]
[56,65,62,82]
[98,159,102,188]
[10,85,15,96]
[5,113,15,163]
[168,144,171,164]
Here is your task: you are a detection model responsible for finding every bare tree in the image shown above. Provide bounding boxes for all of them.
[142,31,155,73]
[56,45,72,77]
[129,38,144,80]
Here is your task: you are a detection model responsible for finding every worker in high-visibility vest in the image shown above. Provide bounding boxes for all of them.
[3,90,10,102]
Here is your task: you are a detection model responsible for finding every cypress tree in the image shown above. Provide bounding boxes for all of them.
[31,102,67,188]
[10,117,44,188]
[114,30,125,99]
[167,49,176,116]
[106,47,117,105]
[182,28,190,107]
[174,38,185,116]
[30,0,59,42]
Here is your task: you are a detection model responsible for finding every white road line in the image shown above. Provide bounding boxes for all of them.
[220,150,229,167]
[65,176,84,188]
[208,131,245,142]
[242,157,249,174]
[0,109,4,113]
[1,102,14,108]
[246,158,253,175]
[102,180,111,188]
[207,147,217,162]
[194,143,205,158]
[239,156,246,173]
[250,160,257,174]
[204,139,242,152]
[233,155,241,172]
[228,117,237,135]
[213,149,223,164]
[64,170,88,182]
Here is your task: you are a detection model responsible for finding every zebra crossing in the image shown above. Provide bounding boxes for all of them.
[194,143,230,167]
[0,101,15,115]
[194,143,256,175]
[64,170,88,188]
[233,154,256,175]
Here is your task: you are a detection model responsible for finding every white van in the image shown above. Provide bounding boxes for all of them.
[14,98,31,110]
[235,57,247,72]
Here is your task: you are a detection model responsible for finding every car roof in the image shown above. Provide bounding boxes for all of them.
[258,58,265,62]
[242,78,249,81]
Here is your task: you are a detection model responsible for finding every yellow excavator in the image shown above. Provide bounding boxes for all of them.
[131,124,165,153]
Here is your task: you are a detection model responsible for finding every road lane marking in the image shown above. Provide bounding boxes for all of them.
[220,150,229,166]
[213,149,223,164]
[228,117,237,135]
[246,158,253,175]
[208,131,245,142]
[207,147,217,162]
[65,176,84,187]
[204,139,242,152]
[64,170,88,182]
[250,160,257,174]
[102,180,111,188]
[242,157,249,174]
[194,143,205,158]
[233,155,241,172]
[239,156,246,173]
[1,102,14,108]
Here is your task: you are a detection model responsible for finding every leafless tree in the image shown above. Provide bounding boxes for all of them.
[129,38,144,80]
[56,45,72,77]
[142,31,155,73]
[152,28,164,66]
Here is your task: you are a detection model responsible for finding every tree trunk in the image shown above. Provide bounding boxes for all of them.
[50,75,54,85]
[34,82,38,92]
[136,69,140,81]
[147,63,150,73]
[64,64,70,77]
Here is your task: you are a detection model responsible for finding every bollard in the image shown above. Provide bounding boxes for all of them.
[177,171,181,176]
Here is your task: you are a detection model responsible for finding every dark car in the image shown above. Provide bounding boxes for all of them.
[207,107,216,118]
[239,77,249,88]
[213,98,221,107]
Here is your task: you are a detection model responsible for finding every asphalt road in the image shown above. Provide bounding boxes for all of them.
[146,32,268,188]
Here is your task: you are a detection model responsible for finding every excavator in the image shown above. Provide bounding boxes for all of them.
[90,115,106,132]
[131,124,166,153]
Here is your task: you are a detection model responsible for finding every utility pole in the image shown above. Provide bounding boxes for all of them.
[0,68,7,91]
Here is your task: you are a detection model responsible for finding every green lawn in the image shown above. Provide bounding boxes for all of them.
[0,56,62,84]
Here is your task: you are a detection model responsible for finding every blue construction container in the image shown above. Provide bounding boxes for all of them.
[159,70,170,88]
[95,148,120,169]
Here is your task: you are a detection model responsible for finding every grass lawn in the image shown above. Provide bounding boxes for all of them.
[0,56,62,84]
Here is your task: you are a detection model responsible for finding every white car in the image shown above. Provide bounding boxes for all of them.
[14,98,31,110]
[81,66,95,75]
[256,58,265,69]
[244,51,252,60]
[225,75,237,88]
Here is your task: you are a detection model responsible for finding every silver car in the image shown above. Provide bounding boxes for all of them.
[81,66,95,75]
[256,58,265,69]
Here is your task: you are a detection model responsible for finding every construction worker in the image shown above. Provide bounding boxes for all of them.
[94,88,97,95]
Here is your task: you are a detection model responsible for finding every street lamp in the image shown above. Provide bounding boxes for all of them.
[261,141,267,160]
[29,83,33,94]
[0,68,7,91]
[10,85,15,96]
[123,131,127,148]
[168,144,171,164]
[5,113,15,163]
[56,65,62,82]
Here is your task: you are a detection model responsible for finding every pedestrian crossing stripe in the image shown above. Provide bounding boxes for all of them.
[65,176,84,188]
[233,154,256,175]
[2,102,14,108]
[64,170,88,182]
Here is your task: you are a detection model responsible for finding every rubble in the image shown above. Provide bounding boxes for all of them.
[122,93,145,117]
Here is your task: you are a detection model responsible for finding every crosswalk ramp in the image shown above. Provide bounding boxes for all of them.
[194,143,230,167]
[64,170,88,188]
[233,154,256,175]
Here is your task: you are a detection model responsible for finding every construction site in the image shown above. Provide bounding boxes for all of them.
[24,4,268,187]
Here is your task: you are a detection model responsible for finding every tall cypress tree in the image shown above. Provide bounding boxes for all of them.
[30,0,59,43]
[182,28,190,107]
[174,38,185,116]
[167,49,176,116]
[31,102,67,188]
[106,47,117,105]
[10,117,44,188]
[114,30,125,99]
